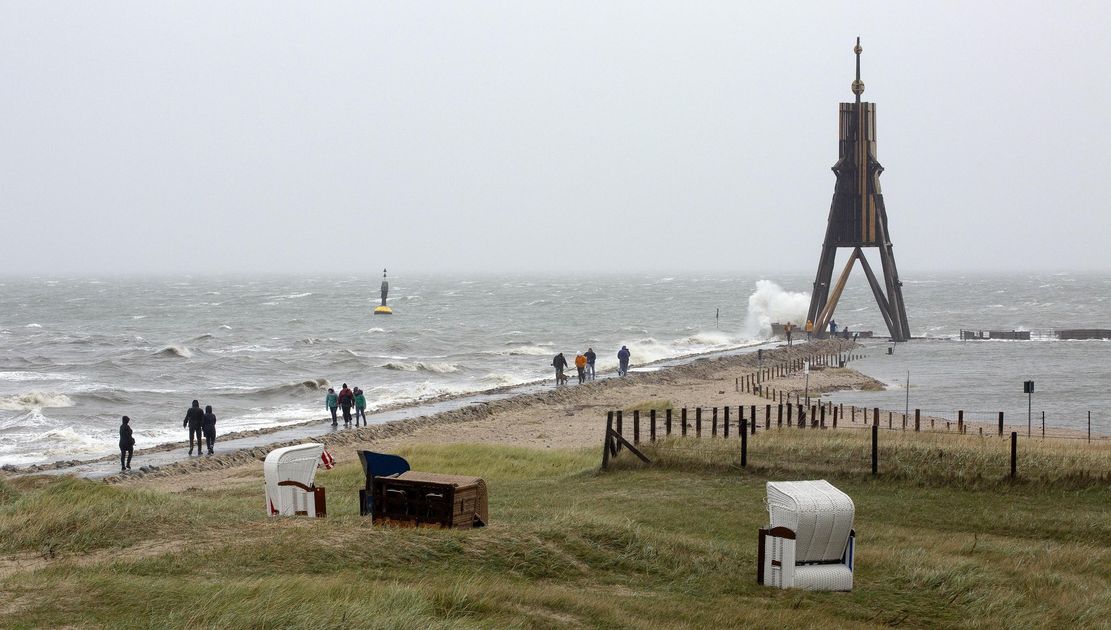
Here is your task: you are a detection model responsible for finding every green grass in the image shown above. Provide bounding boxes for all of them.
[1,438,1109,628]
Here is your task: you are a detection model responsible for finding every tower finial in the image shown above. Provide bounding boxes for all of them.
[851,37,864,102]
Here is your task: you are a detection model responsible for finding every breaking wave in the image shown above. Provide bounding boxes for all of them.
[382,361,462,374]
[742,280,810,339]
[0,392,75,411]
[154,345,193,358]
[250,378,331,397]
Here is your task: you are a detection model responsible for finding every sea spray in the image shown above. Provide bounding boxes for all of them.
[742,280,811,339]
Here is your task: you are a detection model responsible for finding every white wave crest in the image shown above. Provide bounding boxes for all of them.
[742,280,810,339]
[367,327,386,333]
[154,345,193,358]
[0,392,75,411]
[26,323,42,328]
[381,361,462,374]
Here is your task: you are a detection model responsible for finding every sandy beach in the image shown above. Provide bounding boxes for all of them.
[40,339,867,492]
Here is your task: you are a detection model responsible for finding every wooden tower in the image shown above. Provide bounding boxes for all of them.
[806,38,910,341]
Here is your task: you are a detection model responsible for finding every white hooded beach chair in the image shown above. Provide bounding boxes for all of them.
[264,443,327,517]
[758,480,855,591]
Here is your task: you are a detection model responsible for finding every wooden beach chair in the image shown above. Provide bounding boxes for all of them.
[357,450,410,516]
[371,471,488,529]
[264,443,327,518]
[758,480,855,591]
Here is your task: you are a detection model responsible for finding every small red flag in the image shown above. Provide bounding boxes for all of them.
[320,449,335,470]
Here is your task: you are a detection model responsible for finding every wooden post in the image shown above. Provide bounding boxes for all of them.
[681,408,687,437]
[696,407,702,437]
[914,409,920,432]
[958,409,964,434]
[877,408,884,430]
[633,410,640,445]
[602,411,613,469]
[724,405,730,438]
[998,412,1004,436]
[1010,431,1017,480]
[1041,411,1045,439]
[871,424,878,476]
[741,418,748,468]
[820,404,826,428]
[902,413,906,431]
[751,406,757,434]
[650,409,657,442]
[666,408,672,436]
[778,403,783,427]
[616,411,623,453]
[1089,411,1092,444]
[765,404,771,430]
[712,407,718,437]
[786,402,792,426]
[832,405,837,429]
[811,405,817,428]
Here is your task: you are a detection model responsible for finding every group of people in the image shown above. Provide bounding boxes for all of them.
[783,319,836,345]
[183,399,219,456]
[551,345,631,386]
[325,383,367,427]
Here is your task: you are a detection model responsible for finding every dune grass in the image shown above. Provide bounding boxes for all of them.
[1,437,1108,628]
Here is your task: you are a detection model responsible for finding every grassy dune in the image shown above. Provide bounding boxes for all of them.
[1,434,1109,628]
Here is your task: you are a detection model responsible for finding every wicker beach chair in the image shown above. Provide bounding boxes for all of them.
[758,480,855,591]
[264,443,327,517]
[357,450,410,516]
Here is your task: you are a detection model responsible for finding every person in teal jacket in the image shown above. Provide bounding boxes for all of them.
[353,387,367,426]
[325,388,339,426]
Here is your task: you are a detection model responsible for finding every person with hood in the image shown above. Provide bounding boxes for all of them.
[119,415,134,471]
[617,345,631,377]
[325,388,339,426]
[551,352,568,386]
[183,400,205,455]
[338,383,355,426]
[202,404,217,455]
[584,347,597,381]
[574,352,588,384]
[353,387,367,426]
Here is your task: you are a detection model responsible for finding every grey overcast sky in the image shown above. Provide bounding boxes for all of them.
[1,1,1109,276]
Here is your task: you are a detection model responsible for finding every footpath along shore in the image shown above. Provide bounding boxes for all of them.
[4,339,871,488]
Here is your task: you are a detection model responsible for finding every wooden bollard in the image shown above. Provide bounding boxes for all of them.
[914,409,920,432]
[681,408,687,437]
[958,410,964,434]
[666,408,673,436]
[696,407,702,437]
[765,404,771,430]
[650,409,657,442]
[832,405,837,428]
[811,405,817,428]
[871,424,878,476]
[724,406,730,438]
[633,410,640,444]
[751,406,757,433]
[820,404,826,428]
[616,411,623,452]
[741,419,748,468]
[712,407,718,437]
[1010,431,1017,479]
[786,402,792,426]
[798,404,806,429]
[998,412,1004,436]
[778,403,784,427]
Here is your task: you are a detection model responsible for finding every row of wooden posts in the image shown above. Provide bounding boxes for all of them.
[605,403,1009,443]
[737,350,863,403]
[602,408,1026,480]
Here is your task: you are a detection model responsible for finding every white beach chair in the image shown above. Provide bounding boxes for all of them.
[264,443,327,517]
[758,480,855,591]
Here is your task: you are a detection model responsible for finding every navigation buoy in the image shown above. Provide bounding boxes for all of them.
[374,268,393,315]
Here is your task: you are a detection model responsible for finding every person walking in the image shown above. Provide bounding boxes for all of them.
[202,405,217,455]
[551,352,568,386]
[574,352,588,384]
[325,388,339,426]
[829,319,838,335]
[785,322,794,346]
[617,345,631,377]
[119,415,134,471]
[183,400,205,455]
[584,347,596,380]
[354,387,367,426]
[338,383,354,427]
[805,319,814,340]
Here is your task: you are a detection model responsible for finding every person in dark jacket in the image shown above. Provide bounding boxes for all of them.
[338,383,354,426]
[584,348,597,381]
[617,345,631,377]
[119,415,134,471]
[183,400,205,455]
[551,353,568,386]
[202,405,217,455]
[353,387,367,426]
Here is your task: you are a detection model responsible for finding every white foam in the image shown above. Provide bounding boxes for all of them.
[0,392,76,411]
[742,280,810,339]
[25,323,42,328]
[0,371,83,383]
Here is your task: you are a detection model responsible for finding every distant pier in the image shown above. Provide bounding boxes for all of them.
[961,329,1111,341]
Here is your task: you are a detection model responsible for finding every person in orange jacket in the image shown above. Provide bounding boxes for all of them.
[574,352,588,384]
[805,319,814,340]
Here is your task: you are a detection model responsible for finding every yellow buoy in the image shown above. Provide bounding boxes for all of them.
[373,305,393,315]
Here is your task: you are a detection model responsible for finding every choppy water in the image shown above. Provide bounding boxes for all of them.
[1,272,1108,465]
